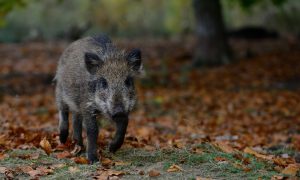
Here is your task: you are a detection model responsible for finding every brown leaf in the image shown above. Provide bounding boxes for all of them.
[73,156,89,164]
[233,153,250,165]
[281,164,300,176]
[101,157,112,167]
[55,151,72,159]
[18,165,34,173]
[1,167,14,179]
[192,147,204,154]
[138,170,145,175]
[0,153,8,160]
[0,167,9,173]
[213,141,235,153]
[0,135,6,146]
[55,143,69,151]
[93,168,125,180]
[114,161,130,166]
[27,166,53,177]
[271,175,285,180]
[51,164,66,169]
[108,170,125,176]
[40,137,52,155]
[148,169,160,177]
[30,152,40,160]
[167,164,184,172]
[214,157,227,162]
[273,157,288,167]
[243,147,273,160]
[68,167,79,173]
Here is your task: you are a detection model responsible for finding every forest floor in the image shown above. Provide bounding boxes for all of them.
[0,37,299,179]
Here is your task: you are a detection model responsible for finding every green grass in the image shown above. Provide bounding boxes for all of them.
[0,143,286,179]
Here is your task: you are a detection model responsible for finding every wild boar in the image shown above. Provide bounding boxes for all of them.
[54,34,142,163]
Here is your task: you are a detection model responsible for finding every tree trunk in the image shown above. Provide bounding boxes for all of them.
[193,0,231,66]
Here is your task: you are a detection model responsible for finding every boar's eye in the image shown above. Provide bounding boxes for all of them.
[98,77,108,89]
[125,76,134,88]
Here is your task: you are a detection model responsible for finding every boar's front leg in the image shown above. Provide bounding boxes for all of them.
[109,116,128,153]
[83,112,99,163]
[59,108,69,144]
[72,113,83,147]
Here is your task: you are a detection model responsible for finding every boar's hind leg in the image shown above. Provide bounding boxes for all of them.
[84,113,99,163]
[72,113,83,147]
[59,107,69,144]
[109,116,128,153]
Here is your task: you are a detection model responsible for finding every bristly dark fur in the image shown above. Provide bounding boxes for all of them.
[92,34,113,51]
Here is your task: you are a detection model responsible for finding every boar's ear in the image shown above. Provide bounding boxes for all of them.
[85,52,103,74]
[127,49,142,72]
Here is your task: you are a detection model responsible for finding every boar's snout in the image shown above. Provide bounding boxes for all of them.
[112,103,127,118]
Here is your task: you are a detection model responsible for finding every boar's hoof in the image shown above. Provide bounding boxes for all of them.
[59,130,68,144]
[109,143,121,153]
[88,154,99,164]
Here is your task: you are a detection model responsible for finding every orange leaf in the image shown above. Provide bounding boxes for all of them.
[39,137,52,155]
[114,161,130,166]
[55,151,72,159]
[73,157,89,164]
[101,157,112,166]
[213,141,235,153]
[214,157,227,162]
[167,164,184,172]
[148,169,161,177]
[243,147,273,160]
[281,164,300,176]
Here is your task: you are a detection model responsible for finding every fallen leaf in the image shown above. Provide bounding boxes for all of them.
[213,141,235,153]
[108,170,125,176]
[40,137,52,155]
[0,135,6,145]
[271,175,285,180]
[1,168,14,179]
[93,168,125,179]
[214,157,227,162]
[30,153,40,160]
[55,151,72,159]
[233,153,250,165]
[18,165,34,173]
[114,161,130,166]
[73,156,89,164]
[244,147,273,160]
[51,164,66,169]
[192,147,204,154]
[273,157,288,167]
[0,167,8,173]
[68,167,79,173]
[274,165,283,172]
[101,157,112,167]
[138,170,145,175]
[148,169,160,177]
[281,164,300,176]
[27,166,53,177]
[55,143,68,151]
[0,153,8,160]
[167,164,184,172]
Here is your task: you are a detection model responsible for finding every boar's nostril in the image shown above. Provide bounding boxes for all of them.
[112,104,126,118]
